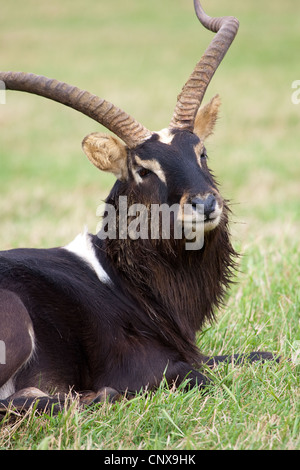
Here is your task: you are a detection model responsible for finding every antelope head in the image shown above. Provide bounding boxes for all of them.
[0,1,239,243]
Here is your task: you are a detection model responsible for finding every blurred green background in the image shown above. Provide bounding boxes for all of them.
[0,0,299,250]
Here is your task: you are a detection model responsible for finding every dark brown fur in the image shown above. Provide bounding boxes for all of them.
[0,119,277,416]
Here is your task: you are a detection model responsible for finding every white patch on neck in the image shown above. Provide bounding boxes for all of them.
[64,229,112,285]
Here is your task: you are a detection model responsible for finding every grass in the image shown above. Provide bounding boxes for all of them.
[0,0,299,450]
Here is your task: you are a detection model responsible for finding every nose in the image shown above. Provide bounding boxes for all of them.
[191,195,216,219]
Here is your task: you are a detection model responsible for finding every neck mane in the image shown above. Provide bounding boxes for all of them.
[93,202,237,366]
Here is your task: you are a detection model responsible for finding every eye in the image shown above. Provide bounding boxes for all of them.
[201,150,208,160]
[137,167,152,178]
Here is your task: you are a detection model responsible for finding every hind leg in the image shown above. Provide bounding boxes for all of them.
[0,289,35,399]
[0,387,64,415]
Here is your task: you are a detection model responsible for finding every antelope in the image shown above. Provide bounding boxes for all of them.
[0,1,277,413]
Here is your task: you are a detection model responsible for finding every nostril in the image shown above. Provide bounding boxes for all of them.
[191,197,204,209]
[191,195,216,218]
[204,194,216,217]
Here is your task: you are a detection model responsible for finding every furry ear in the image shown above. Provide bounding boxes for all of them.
[82,132,128,180]
[193,94,221,142]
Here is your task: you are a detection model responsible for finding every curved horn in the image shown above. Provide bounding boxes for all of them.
[169,0,239,132]
[0,71,152,148]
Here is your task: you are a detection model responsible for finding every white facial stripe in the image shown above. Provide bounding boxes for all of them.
[156,129,204,168]
[134,155,166,184]
[194,141,205,167]
[132,170,143,185]
[64,229,112,284]
[156,128,175,145]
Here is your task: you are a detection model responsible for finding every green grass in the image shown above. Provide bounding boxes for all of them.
[0,0,299,450]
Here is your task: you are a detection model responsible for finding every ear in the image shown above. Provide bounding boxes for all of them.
[82,132,128,180]
[193,94,221,142]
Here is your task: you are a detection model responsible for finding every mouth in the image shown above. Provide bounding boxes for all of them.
[182,216,220,235]
[180,206,222,234]
[203,213,221,231]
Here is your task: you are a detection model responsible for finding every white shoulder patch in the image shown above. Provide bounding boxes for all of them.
[64,230,112,285]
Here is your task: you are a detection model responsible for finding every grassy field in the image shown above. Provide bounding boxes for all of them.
[0,0,299,450]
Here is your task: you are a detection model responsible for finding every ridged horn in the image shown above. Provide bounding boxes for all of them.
[0,71,153,148]
[169,0,239,132]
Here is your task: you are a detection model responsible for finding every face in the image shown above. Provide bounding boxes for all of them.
[82,95,224,245]
[127,129,223,236]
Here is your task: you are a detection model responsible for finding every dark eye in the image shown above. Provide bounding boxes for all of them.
[201,150,208,159]
[138,167,152,178]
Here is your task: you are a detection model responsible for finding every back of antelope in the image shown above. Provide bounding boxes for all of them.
[0,1,278,413]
